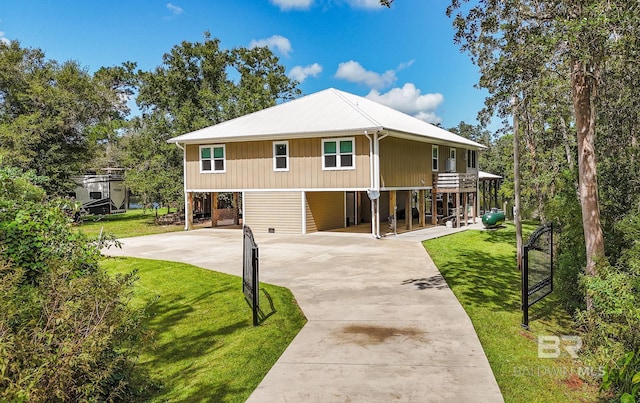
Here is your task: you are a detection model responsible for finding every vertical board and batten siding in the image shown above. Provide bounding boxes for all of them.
[243,191,302,234]
[379,137,432,188]
[305,191,345,232]
[185,136,370,191]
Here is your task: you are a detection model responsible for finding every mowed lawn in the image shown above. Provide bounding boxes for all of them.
[102,257,306,402]
[423,223,599,403]
[77,208,208,239]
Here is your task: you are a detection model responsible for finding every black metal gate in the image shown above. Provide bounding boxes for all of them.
[521,222,554,329]
[243,225,259,326]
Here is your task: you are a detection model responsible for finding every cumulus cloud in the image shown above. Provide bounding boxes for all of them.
[366,83,444,124]
[166,3,184,15]
[346,0,386,9]
[288,63,323,83]
[0,31,9,45]
[270,0,313,10]
[249,35,293,57]
[335,61,396,89]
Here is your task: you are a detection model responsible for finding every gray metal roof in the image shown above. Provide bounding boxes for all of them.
[168,88,486,149]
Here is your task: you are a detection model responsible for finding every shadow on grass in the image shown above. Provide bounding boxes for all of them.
[423,225,543,313]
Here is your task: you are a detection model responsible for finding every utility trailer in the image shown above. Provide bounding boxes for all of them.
[71,174,127,215]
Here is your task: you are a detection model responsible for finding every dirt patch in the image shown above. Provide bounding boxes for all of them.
[561,373,585,390]
[339,325,425,345]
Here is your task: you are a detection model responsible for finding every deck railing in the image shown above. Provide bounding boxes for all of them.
[433,173,477,193]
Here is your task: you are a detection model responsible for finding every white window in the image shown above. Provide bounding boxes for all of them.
[273,141,289,171]
[322,138,355,170]
[200,144,226,173]
[450,148,456,161]
[432,145,439,172]
[467,149,477,169]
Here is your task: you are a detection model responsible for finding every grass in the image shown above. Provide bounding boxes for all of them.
[423,223,599,403]
[101,257,306,402]
[76,208,207,238]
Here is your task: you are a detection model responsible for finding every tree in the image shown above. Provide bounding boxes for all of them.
[122,33,300,209]
[443,0,640,308]
[0,41,130,195]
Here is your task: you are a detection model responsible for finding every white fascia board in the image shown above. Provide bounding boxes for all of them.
[167,127,383,145]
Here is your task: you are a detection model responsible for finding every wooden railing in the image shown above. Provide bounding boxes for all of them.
[433,173,477,193]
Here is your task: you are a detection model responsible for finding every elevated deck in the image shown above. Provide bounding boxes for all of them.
[433,173,477,193]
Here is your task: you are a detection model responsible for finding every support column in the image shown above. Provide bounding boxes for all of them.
[431,189,437,225]
[471,192,477,224]
[187,192,194,230]
[389,190,397,233]
[464,193,469,226]
[211,192,218,228]
[419,189,426,227]
[233,192,239,225]
[454,192,460,228]
[405,190,412,230]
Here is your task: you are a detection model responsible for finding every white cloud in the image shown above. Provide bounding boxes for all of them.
[366,83,444,124]
[270,0,313,10]
[0,31,8,45]
[335,60,396,89]
[289,63,323,83]
[166,3,184,15]
[346,0,386,9]
[396,59,415,71]
[249,35,293,57]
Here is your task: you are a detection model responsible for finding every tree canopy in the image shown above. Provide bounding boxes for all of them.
[0,41,130,194]
[117,33,300,209]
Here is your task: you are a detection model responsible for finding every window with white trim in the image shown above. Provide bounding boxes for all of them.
[432,145,439,171]
[273,141,289,171]
[467,149,477,169]
[200,144,225,173]
[322,138,355,170]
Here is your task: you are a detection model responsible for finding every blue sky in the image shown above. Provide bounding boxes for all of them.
[0,0,490,129]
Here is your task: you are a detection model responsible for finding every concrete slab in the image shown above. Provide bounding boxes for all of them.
[103,227,503,402]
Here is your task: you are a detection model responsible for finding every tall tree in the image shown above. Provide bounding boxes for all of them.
[444,0,640,308]
[0,41,129,194]
[122,33,300,208]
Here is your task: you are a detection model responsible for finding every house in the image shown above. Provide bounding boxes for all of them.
[167,88,485,238]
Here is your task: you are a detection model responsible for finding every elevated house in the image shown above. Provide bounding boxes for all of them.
[167,88,485,238]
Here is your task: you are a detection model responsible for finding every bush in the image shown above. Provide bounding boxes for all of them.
[544,170,586,313]
[0,167,149,401]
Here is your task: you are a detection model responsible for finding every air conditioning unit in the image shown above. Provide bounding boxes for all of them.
[446,158,456,172]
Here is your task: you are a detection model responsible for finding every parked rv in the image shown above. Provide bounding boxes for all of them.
[71,173,127,215]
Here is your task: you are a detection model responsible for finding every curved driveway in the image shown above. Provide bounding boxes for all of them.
[104,228,503,402]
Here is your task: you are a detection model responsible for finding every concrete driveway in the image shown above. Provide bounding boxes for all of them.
[104,228,503,402]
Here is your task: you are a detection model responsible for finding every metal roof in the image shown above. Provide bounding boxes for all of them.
[167,88,486,149]
[478,171,503,180]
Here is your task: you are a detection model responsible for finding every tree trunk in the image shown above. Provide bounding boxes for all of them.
[571,60,605,310]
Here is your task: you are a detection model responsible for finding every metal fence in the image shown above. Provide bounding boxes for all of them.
[243,225,259,326]
[521,222,554,329]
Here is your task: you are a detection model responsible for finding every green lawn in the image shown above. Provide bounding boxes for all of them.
[423,223,599,403]
[102,257,306,402]
[76,208,207,238]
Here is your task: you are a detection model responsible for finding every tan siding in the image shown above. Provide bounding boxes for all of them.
[457,148,466,172]
[379,137,431,188]
[306,191,345,231]
[244,191,302,234]
[185,136,371,191]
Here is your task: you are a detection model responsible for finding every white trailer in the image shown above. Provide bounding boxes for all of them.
[72,174,127,215]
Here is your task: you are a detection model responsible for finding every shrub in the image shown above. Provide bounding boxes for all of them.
[0,167,149,401]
